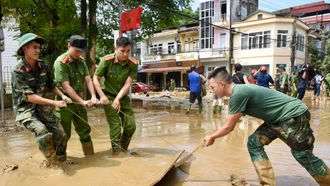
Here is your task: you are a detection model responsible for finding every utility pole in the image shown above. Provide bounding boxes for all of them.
[228,0,233,75]
[0,11,5,123]
[290,16,297,74]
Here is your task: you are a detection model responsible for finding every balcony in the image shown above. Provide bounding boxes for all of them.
[212,14,228,26]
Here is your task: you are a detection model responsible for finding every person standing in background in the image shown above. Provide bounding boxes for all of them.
[232,63,249,84]
[297,65,308,100]
[291,71,299,98]
[186,65,203,114]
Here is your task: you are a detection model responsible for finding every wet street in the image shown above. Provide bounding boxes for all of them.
[0,90,329,186]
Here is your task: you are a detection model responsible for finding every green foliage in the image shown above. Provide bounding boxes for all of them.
[1,0,195,65]
[1,0,80,65]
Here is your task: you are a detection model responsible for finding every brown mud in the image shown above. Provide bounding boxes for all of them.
[0,91,329,186]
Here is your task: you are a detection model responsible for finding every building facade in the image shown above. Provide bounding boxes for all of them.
[139,23,200,91]
[232,10,309,78]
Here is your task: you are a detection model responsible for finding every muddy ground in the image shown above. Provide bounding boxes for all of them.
[0,90,329,186]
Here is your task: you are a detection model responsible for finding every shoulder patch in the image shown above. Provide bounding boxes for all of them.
[128,57,137,65]
[61,56,72,64]
[104,55,115,61]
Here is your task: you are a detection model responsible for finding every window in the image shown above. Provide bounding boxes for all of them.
[185,41,190,52]
[249,32,262,49]
[241,34,248,50]
[257,14,263,19]
[241,31,271,50]
[200,0,214,49]
[263,31,270,48]
[296,34,304,52]
[193,41,199,51]
[168,42,174,54]
[177,41,181,53]
[241,7,247,20]
[277,30,288,48]
[220,33,226,52]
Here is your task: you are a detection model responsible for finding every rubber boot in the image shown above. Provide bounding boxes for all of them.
[186,103,191,114]
[212,106,217,114]
[121,137,132,152]
[198,105,202,113]
[253,158,276,186]
[217,105,222,114]
[37,133,58,166]
[81,141,94,156]
[313,165,330,186]
[111,138,121,155]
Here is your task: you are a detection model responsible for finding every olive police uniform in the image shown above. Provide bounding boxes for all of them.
[94,53,138,152]
[53,51,93,155]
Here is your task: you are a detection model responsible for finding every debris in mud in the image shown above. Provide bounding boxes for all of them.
[2,164,19,174]
[230,174,250,186]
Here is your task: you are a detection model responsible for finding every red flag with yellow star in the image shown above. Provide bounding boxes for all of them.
[120,6,143,33]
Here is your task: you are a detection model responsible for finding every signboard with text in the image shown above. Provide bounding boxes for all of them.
[175,52,198,62]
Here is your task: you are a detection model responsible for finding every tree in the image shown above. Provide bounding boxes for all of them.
[1,0,195,64]
[1,0,80,65]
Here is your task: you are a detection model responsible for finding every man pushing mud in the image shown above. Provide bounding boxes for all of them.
[203,67,330,186]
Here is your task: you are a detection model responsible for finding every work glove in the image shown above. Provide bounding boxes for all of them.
[61,95,72,104]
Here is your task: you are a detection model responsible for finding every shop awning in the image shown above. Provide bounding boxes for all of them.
[139,66,190,73]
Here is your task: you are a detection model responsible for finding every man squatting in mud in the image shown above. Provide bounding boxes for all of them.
[203,67,330,186]
[12,33,72,167]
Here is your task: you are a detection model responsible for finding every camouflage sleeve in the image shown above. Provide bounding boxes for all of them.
[11,70,34,102]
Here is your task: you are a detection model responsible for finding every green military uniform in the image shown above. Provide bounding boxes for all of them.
[291,75,299,98]
[170,79,175,92]
[279,72,288,94]
[229,84,330,185]
[94,53,138,152]
[12,59,67,162]
[53,51,93,153]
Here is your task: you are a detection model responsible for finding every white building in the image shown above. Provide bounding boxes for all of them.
[232,10,309,78]
[2,22,19,93]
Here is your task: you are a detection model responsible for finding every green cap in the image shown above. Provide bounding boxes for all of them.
[17,33,45,56]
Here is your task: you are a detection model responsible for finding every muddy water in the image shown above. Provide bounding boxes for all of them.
[0,91,329,186]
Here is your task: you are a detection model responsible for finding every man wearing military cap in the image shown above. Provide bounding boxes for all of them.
[93,37,138,155]
[53,35,99,156]
[12,33,70,167]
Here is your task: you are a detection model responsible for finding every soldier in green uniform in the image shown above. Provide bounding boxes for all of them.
[93,37,138,155]
[53,35,99,156]
[204,67,330,186]
[291,71,299,98]
[278,64,289,94]
[12,33,71,166]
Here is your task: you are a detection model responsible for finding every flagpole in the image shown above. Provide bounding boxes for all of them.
[119,0,123,37]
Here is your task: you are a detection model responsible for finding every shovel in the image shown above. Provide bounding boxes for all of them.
[174,142,204,168]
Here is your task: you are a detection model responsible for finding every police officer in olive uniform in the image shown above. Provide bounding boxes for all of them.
[93,37,138,155]
[53,35,99,156]
[12,33,71,166]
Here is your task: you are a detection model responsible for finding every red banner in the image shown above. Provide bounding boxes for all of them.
[120,6,143,33]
